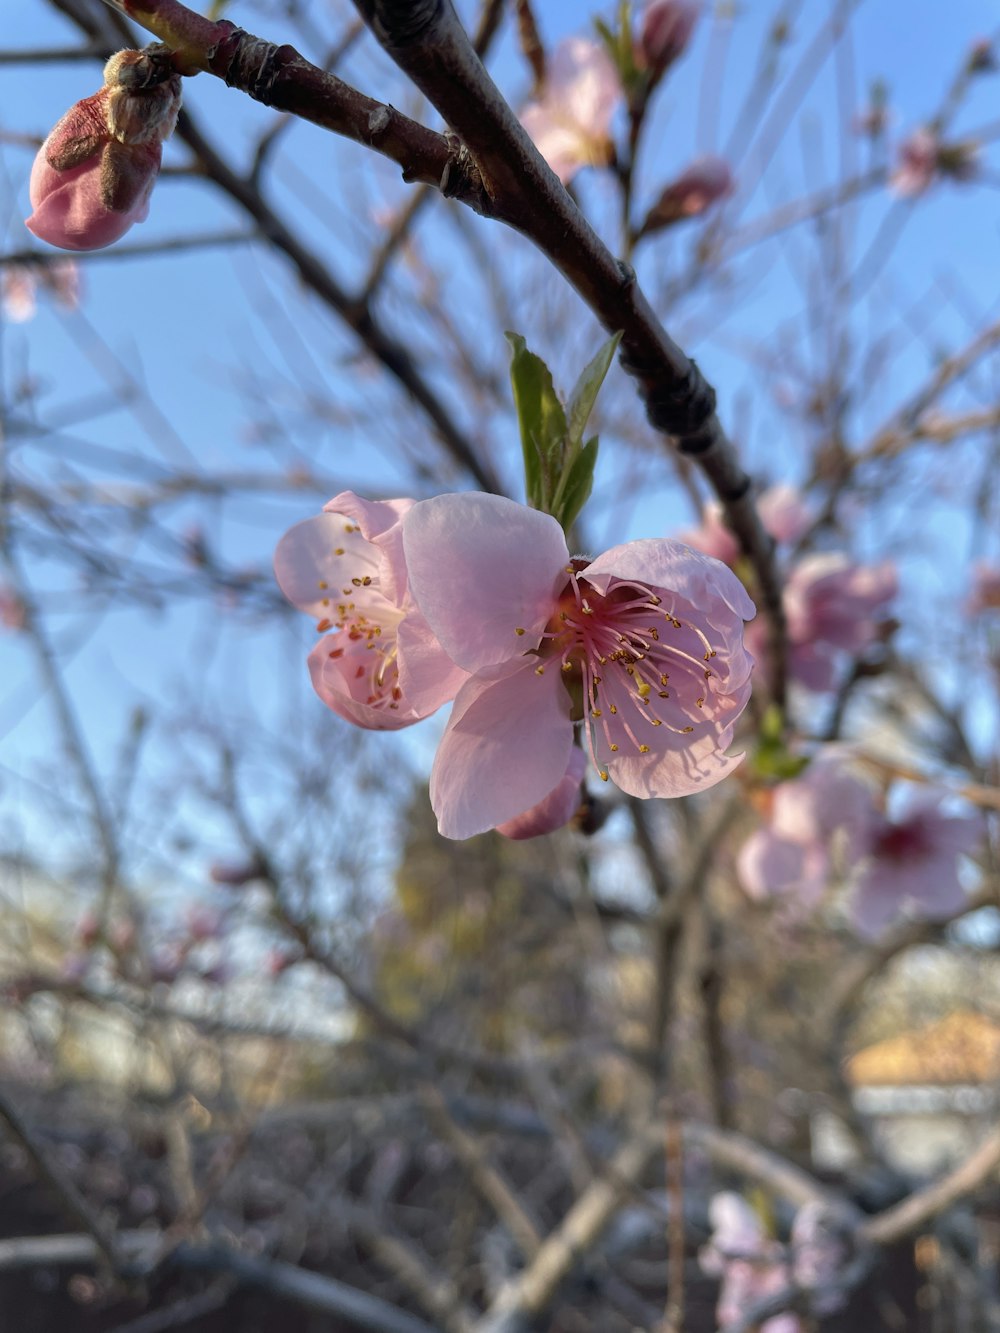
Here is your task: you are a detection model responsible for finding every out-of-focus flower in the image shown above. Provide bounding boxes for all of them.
[890,128,979,198]
[519,37,621,184]
[185,905,224,942]
[848,792,983,938]
[756,485,812,546]
[679,485,812,567]
[637,0,700,79]
[966,561,1000,616]
[642,155,733,232]
[402,492,755,839]
[274,491,467,730]
[497,746,587,840]
[2,267,38,323]
[737,753,874,905]
[700,1193,801,1333]
[891,128,939,196]
[26,49,181,251]
[0,586,28,631]
[781,553,897,693]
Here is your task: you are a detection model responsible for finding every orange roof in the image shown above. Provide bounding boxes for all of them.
[847,1011,1000,1087]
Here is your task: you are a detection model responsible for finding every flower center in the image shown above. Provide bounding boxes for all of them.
[314,521,404,712]
[531,564,720,780]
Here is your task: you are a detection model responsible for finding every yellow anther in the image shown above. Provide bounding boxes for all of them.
[535,665,545,675]
[515,627,526,636]
[682,726,694,733]
[592,708,602,717]
[658,690,669,699]
[318,580,328,589]
[639,744,650,753]
[660,674,669,685]
[696,697,705,708]
[599,770,609,782]
[609,743,619,752]
[334,548,344,556]
[609,704,618,714]
[652,719,662,726]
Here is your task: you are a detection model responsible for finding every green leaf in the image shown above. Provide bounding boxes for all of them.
[554,436,599,534]
[566,330,622,450]
[505,332,567,511]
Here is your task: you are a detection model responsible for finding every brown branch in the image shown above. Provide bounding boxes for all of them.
[861,1127,1000,1246]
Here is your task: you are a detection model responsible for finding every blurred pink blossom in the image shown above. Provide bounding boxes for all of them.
[0,586,27,631]
[781,553,897,692]
[497,746,587,840]
[679,485,812,567]
[26,51,181,251]
[519,38,621,184]
[644,155,733,230]
[889,128,978,197]
[638,0,700,77]
[737,753,874,905]
[848,792,983,938]
[402,492,755,839]
[891,128,939,196]
[700,1193,801,1333]
[966,561,1000,616]
[2,268,38,323]
[274,491,467,730]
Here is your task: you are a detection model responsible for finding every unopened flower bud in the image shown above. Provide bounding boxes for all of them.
[26,48,181,252]
[638,0,700,78]
[969,38,997,74]
[640,155,733,235]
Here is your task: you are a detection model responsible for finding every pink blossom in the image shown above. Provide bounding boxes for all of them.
[737,754,874,905]
[679,485,811,566]
[496,746,587,840]
[890,127,939,197]
[700,1193,801,1333]
[966,561,1000,616]
[520,38,622,184]
[756,485,811,546]
[0,586,27,631]
[401,493,755,839]
[2,268,38,323]
[782,553,897,692]
[647,155,733,225]
[274,491,467,730]
[638,0,700,77]
[848,792,983,938]
[26,50,181,252]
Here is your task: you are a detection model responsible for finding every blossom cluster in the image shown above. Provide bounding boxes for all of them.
[275,491,756,840]
[700,1192,848,1331]
[737,750,983,937]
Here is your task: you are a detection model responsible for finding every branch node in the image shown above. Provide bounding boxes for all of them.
[221,30,288,104]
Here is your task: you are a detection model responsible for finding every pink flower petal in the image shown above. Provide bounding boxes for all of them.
[274,513,384,618]
[430,660,574,839]
[396,614,470,716]
[403,492,570,672]
[497,746,587,839]
[583,538,756,624]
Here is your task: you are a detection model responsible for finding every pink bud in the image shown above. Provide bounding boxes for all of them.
[638,1,700,77]
[26,50,181,252]
[890,128,939,197]
[209,857,266,887]
[642,156,733,234]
